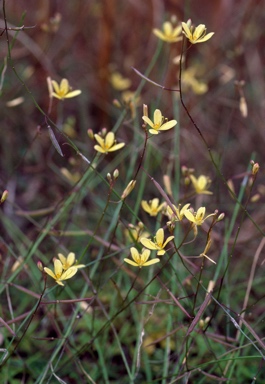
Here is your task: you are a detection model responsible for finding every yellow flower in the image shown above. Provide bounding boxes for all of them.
[184,207,216,226]
[94,132,125,154]
[153,21,182,43]
[49,78,81,100]
[182,67,208,95]
[124,223,149,243]
[166,203,191,222]
[57,252,85,270]
[110,71,131,91]
[124,247,160,268]
[142,109,177,135]
[44,259,78,286]
[140,228,174,256]
[141,198,165,217]
[182,20,214,44]
[190,175,213,195]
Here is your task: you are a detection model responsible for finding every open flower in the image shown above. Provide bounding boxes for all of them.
[182,67,208,95]
[190,175,213,195]
[124,247,160,268]
[141,198,165,217]
[182,20,214,44]
[140,228,174,256]
[142,109,177,135]
[94,132,125,154]
[153,21,182,43]
[166,203,190,222]
[57,252,85,270]
[124,223,150,243]
[110,71,131,91]
[184,207,216,226]
[49,78,81,100]
[44,259,78,286]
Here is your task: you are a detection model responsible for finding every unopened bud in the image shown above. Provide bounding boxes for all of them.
[239,96,248,118]
[107,173,112,182]
[1,190,8,203]
[101,127,107,137]
[138,221,144,229]
[113,169,119,179]
[252,162,259,175]
[113,99,121,108]
[250,193,260,203]
[87,129,94,140]
[121,180,136,199]
[163,175,172,196]
[143,104,148,117]
[217,213,225,222]
[37,261,44,271]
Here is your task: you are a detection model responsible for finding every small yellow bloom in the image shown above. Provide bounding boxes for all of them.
[140,228,174,256]
[182,20,214,44]
[190,175,213,195]
[182,67,208,95]
[166,203,190,222]
[50,78,81,100]
[124,247,160,268]
[142,109,177,135]
[153,21,182,43]
[110,71,132,91]
[124,222,149,243]
[184,207,216,226]
[141,198,165,217]
[44,259,78,286]
[94,132,125,154]
[57,252,85,270]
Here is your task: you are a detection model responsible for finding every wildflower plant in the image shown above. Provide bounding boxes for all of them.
[2,3,263,383]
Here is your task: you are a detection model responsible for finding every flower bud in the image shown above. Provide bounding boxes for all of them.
[37,261,44,271]
[101,127,107,137]
[113,169,119,179]
[87,129,94,140]
[113,99,121,108]
[252,162,259,175]
[143,104,148,117]
[121,180,136,199]
[217,213,225,221]
[107,173,112,182]
[1,190,8,203]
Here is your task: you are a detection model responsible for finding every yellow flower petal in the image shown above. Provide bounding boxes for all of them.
[43,267,56,280]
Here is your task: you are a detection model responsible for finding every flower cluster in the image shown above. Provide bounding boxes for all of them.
[44,252,85,286]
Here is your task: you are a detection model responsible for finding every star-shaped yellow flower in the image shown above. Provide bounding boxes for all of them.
[141,198,165,217]
[57,252,85,270]
[49,78,81,100]
[124,247,160,268]
[44,259,78,286]
[190,175,213,195]
[110,71,132,91]
[94,132,125,154]
[153,21,182,43]
[142,109,177,135]
[140,228,174,256]
[166,203,191,222]
[184,207,216,226]
[182,20,214,44]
